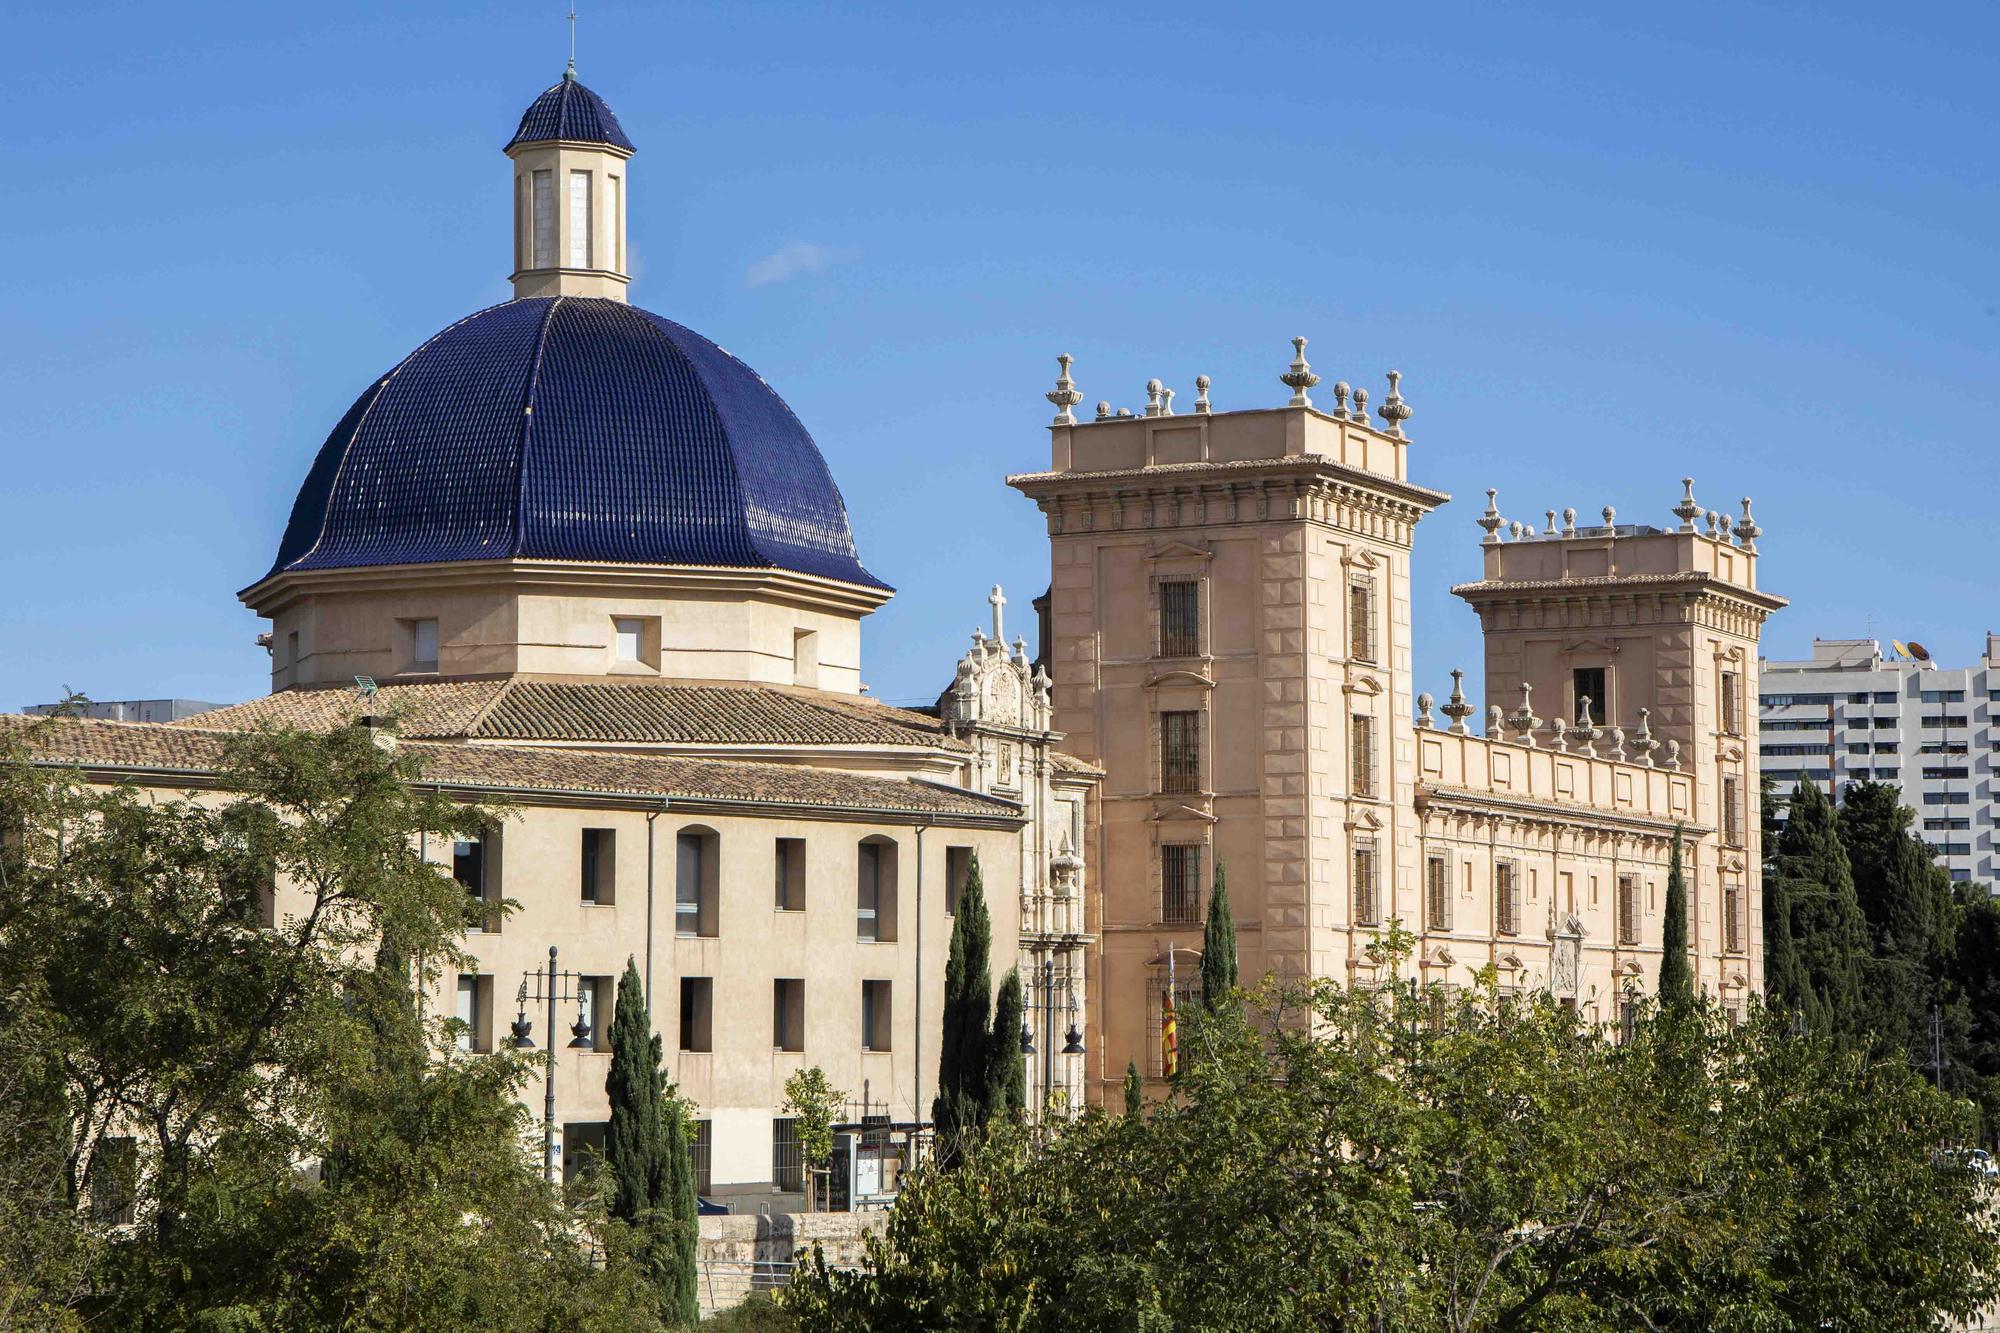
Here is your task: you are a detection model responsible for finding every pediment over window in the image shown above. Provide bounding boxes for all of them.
[1149,802,1218,825]
[1562,638,1621,656]
[1149,539,1213,563]
[1343,673,1384,697]
[1345,549,1384,572]
[1147,668,1216,690]
[1343,809,1386,832]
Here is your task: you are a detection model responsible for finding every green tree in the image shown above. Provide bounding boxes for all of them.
[1123,1061,1143,1117]
[932,851,994,1162]
[1767,780,1869,1043]
[0,719,661,1329]
[1658,826,1693,1012]
[989,968,1027,1118]
[604,956,699,1326]
[1201,860,1238,1011]
[783,1066,846,1212]
[657,1096,701,1327]
[788,977,2000,1332]
[605,958,665,1225]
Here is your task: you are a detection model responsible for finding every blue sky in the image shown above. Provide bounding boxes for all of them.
[2,1,1995,712]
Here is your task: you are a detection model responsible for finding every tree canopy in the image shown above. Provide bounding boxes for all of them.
[0,719,667,1329]
[788,974,2000,1332]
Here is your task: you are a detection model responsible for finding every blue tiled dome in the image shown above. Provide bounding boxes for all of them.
[505,72,634,152]
[266,297,886,590]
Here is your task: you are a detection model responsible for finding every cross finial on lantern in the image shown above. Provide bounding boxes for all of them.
[989,584,1006,641]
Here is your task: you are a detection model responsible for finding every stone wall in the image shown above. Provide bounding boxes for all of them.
[695,1211,887,1316]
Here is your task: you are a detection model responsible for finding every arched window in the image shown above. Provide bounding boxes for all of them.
[856,836,898,942]
[676,826,719,938]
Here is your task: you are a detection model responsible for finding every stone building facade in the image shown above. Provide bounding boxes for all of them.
[1011,348,1783,1100]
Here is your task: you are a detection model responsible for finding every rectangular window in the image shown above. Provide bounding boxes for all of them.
[580,828,614,904]
[1348,580,1377,663]
[1425,855,1451,930]
[568,169,592,268]
[1724,881,1745,954]
[1922,715,1969,729]
[676,832,714,938]
[455,832,494,930]
[1350,713,1376,797]
[944,845,972,916]
[679,977,712,1052]
[613,617,643,662]
[775,838,806,911]
[455,974,480,1052]
[857,841,882,940]
[792,629,819,687]
[412,618,439,672]
[1722,776,1744,847]
[1923,767,1970,781]
[1875,742,1900,754]
[1925,818,1971,832]
[1919,742,1968,755]
[1572,667,1608,724]
[1617,875,1639,946]
[1353,838,1380,927]
[1875,691,1899,704]
[1874,717,1898,729]
[861,980,892,1052]
[853,840,899,942]
[576,976,608,1050]
[1721,670,1742,734]
[683,1119,710,1197]
[772,1118,803,1193]
[1921,689,1967,704]
[1160,711,1201,794]
[1161,844,1202,924]
[532,169,556,267]
[1496,862,1520,936]
[90,1136,139,1226]
[1924,791,1969,805]
[689,1119,712,1196]
[1846,692,1871,705]
[1159,580,1200,658]
[286,630,300,670]
[773,978,805,1051]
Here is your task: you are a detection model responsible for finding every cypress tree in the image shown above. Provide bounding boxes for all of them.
[657,1097,701,1326]
[1123,1060,1143,1117]
[1201,860,1238,1011]
[933,851,994,1161]
[989,968,1027,1118]
[1768,781,1869,1044]
[1658,827,1693,1011]
[605,958,663,1225]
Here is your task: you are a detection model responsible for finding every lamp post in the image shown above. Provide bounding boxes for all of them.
[509,945,598,1184]
[1019,955,1085,1123]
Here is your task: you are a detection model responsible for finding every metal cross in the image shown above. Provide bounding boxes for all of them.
[567,2,578,74]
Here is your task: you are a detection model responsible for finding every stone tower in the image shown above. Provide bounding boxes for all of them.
[1009,347,1443,1099]
[1450,484,1785,997]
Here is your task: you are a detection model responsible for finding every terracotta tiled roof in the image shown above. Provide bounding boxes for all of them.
[0,715,1017,821]
[179,679,965,750]
[1049,750,1104,775]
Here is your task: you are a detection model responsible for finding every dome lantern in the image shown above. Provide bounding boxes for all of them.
[505,70,635,301]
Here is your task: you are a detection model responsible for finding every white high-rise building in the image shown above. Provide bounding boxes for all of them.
[1759,634,2000,892]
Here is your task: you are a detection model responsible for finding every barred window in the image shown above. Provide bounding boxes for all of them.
[1161,711,1201,794]
[772,1118,803,1193]
[1616,875,1639,946]
[1720,669,1742,735]
[1496,862,1520,936]
[1353,838,1380,927]
[1161,844,1202,925]
[1350,714,1377,798]
[1722,776,1744,847]
[689,1119,713,1196]
[1425,855,1451,931]
[1348,580,1377,663]
[1723,882,1745,955]
[1572,667,1607,724]
[1160,581,1200,658]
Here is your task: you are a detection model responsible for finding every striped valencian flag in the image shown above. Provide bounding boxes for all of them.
[1163,950,1179,1077]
